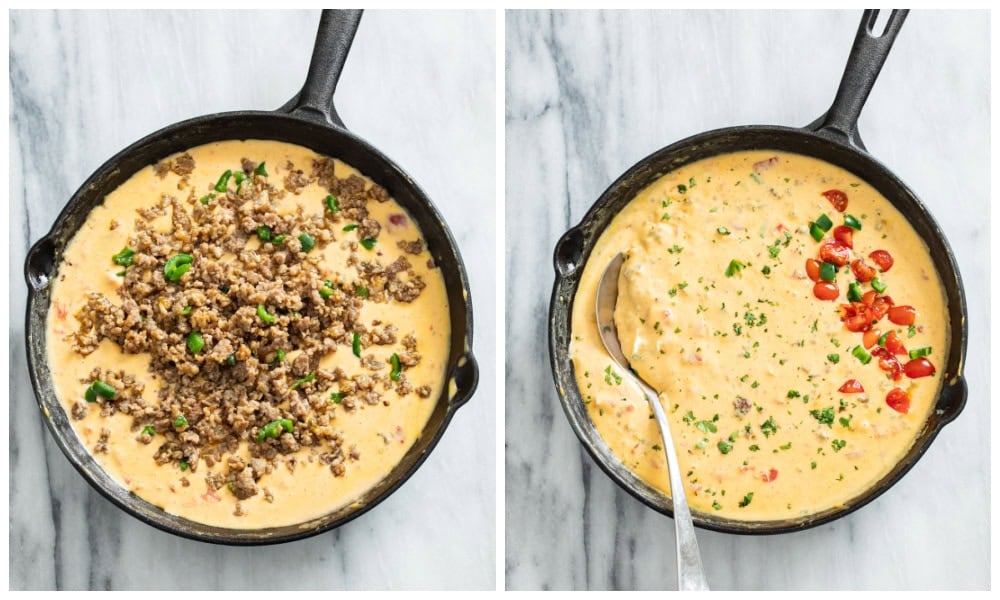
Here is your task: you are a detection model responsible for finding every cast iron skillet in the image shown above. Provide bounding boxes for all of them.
[549,10,967,535]
[24,9,478,545]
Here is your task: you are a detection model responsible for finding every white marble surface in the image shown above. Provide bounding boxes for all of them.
[505,10,989,590]
[9,10,495,590]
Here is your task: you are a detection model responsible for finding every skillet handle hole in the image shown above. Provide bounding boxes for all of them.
[26,237,56,291]
[554,227,584,278]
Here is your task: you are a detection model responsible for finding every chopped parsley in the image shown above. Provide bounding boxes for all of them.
[810,407,835,427]
[604,365,622,385]
[760,417,778,437]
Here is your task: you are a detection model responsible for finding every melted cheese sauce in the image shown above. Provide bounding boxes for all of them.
[47,140,450,529]
[571,151,949,521]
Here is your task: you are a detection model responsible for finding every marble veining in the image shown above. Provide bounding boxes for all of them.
[10,9,496,590]
[505,9,989,590]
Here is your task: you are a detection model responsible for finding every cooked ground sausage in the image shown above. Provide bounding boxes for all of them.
[67,156,431,504]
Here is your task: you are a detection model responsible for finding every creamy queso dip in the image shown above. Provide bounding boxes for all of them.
[47,140,450,529]
[571,151,949,521]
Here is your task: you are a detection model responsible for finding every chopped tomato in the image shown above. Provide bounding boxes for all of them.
[903,358,936,378]
[819,242,851,267]
[833,225,854,249]
[841,302,873,332]
[884,331,907,356]
[862,329,881,349]
[872,347,903,380]
[762,468,778,482]
[838,379,864,393]
[805,258,821,282]
[869,249,894,272]
[813,281,839,301]
[822,189,849,212]
[888,305,916,326]
[861,290,877,306]
[851,259,876,283]
[886,388,910,414]
[871,296,893,321]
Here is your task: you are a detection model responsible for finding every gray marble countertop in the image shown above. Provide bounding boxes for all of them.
[10,10,495,590]
[505,9,989,590]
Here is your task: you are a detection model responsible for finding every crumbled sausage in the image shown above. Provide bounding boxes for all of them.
[65,154,438,514]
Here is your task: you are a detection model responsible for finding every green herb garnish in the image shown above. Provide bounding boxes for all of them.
[810,407,835,427]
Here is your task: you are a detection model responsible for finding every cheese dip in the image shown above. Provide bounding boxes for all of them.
[570,151,949,521]
[47,140,450,529]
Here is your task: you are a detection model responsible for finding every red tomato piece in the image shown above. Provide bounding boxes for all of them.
[861,290,877,306]
[888,305,917,326]
[838,379,864,393]
[862,329,881,349]
[805,258,821,282]
[819,242,851,267]
[869,249,894,272]
[762,468,778,483]
[884,331,907,356]
[886,388,910,414]
[903,358,936,378]
[814,281,839,301]
[833,225,854,249]
[851,259,876,283]
[822,189,849,212]
[841,302,873,332]
[871,297,893,322]
[872,347,903,380]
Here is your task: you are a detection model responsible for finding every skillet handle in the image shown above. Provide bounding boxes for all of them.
[807,9,908,150]
[279,9,363,129]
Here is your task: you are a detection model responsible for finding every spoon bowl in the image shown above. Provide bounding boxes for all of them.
[596,252,709,591]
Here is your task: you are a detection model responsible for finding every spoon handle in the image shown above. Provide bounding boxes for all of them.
[640,380,710,591]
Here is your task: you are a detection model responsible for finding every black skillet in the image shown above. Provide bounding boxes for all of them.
[549,9,967,535]
[24,9,479,545]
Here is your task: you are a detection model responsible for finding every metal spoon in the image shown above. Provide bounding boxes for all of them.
[596,252,709,591]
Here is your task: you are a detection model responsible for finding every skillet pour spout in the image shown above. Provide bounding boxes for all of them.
[25,9,478,545]
[549,9,967,536]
